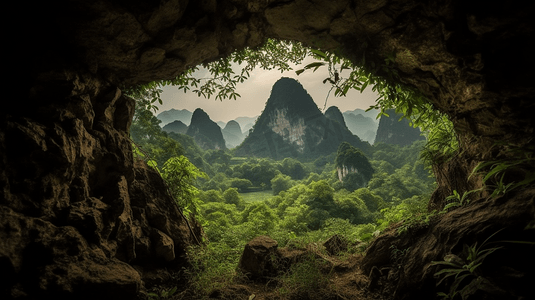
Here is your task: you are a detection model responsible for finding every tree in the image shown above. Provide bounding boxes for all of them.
[162,155,207,218]
[198,189,224,203]
[222,188,245,209]
[130,95,184,167]
[335,142,374,190]
[229,178,253,192]
[271,173,294,195]
[279,157,309,180]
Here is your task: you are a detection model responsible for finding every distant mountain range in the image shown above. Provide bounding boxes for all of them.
[157,108,193,126]
[156,81,423,151]
[342,110,379,144]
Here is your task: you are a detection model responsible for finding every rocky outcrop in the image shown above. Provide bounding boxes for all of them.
[235,78,371,158]
[237,236,279,278]
[186,108,227,150]
[362,188,535,299]
[374,109,425,146]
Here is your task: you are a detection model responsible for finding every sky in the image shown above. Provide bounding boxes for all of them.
[156,58,379,123]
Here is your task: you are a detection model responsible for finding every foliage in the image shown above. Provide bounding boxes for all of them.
[443,188,482,211]
[222,187,245,209]
[277,252,331,297]
[419,115,459,166]
[130,94,184,167]
[431,230,504,300]
[470,145,535,198]
[162,156,207,219]
[376,194,434,234]
[279,157,310,180]
[185,243,243,296]
[295,48,459,166]
[271,173,294,196]
[125,39,307,105]
[147,287,177,300]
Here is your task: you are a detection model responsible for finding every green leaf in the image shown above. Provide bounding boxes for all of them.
[310,48,327,59]
[303,62,325,71]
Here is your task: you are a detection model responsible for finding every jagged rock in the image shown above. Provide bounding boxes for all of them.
[0,71,201,299]
[237,236,279,278]
[186,108,227,150]
[362,188,535,299]
[235,78,371,158]
[151,229,175,262]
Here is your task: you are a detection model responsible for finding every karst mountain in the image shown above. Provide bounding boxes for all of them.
[374,109,425,146]
[234,77,371,159]
[186,108,227,150]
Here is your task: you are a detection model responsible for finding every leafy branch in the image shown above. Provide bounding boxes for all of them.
[469,144,535,199]
[124,39,308,108]
[442,188,483,211]
[295,48,459,166]
[147,286,177,300]
[431,230,504,300]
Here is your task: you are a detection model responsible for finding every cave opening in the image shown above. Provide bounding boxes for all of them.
[3,1,535,299]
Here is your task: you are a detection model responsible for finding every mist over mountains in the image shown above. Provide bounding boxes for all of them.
[156,78,423,152]
[157,108,192,126]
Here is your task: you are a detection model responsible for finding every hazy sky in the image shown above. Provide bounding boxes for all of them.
[156,58,379,123]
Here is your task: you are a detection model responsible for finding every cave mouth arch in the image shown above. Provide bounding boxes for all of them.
[4,1,535,299]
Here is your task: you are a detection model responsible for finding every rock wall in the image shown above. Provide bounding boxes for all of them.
[5,0,535,299]
[1,70,201,299]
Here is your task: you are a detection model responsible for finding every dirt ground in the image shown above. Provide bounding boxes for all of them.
[170,253,394,300]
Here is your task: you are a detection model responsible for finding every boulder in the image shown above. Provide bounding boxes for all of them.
[237,236,279,278]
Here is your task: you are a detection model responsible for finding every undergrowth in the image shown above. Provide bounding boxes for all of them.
[277,252,332,298]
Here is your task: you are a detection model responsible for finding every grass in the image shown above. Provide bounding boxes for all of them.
[240,190,274,202]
